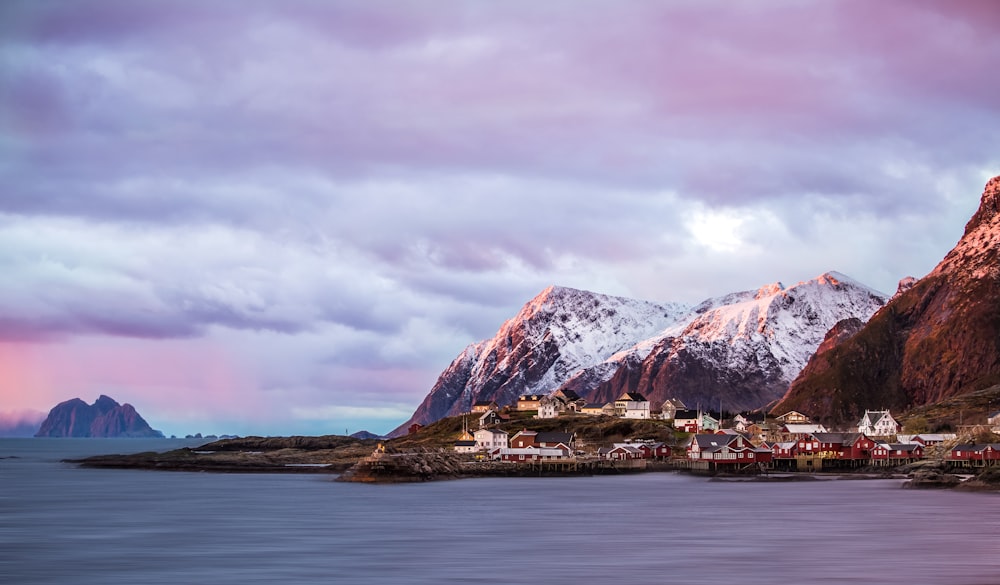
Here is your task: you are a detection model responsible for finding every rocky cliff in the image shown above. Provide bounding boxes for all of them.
[35,395,164,438]
[774,176,1000,424]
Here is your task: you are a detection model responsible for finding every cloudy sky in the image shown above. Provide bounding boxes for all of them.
[1,0,998,437]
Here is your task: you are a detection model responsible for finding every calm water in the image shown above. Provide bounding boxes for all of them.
[2,439,999,585]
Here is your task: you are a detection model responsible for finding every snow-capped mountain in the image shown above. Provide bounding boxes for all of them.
[392,286,688,434]
[394,272,888,433]
[582,272,888,412]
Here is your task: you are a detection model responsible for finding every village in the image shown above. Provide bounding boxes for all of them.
[423,390,1000,473]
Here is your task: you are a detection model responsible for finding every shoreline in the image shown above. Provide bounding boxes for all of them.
[63,435,1000,491]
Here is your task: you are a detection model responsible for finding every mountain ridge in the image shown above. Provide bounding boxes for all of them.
[395,271,887,434]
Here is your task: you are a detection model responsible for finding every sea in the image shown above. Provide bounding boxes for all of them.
[2,438,999,585]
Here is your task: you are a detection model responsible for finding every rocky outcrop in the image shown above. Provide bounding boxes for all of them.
[775,176,1000,425]
[35,395,164,438]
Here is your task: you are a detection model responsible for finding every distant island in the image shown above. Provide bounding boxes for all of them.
[35,395,164,438]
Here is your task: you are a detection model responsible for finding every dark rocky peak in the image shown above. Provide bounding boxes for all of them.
[94,394,121,413]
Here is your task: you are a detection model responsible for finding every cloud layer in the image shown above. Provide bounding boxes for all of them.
[1,1,998,435]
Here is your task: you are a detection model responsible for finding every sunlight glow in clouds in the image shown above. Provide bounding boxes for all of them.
[0,0,998,435]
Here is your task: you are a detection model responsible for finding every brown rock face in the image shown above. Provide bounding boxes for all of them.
[774,176,1000,425]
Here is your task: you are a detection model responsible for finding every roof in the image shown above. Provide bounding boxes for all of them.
[783,424,828,434]
[674,409,700,420]
[554,389,582,401]
[536,431,575,444]
[811,432,849,444]
[454,440,477,447]
[663,398,687,409]
[618,392,648,402]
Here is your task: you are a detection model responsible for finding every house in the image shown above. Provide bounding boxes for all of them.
[839,433,877,461]
[872,442,923,464]
[581,403,611,416]
[471,400,499,414]
[600,445,643,460]
[535,431,576,451]
[898,433,956,446]
[637,441,672,459]
[776,411,811,424]
[494,445,572,461]
[474,428,508,452]
[516,394,546,411]
[778,423,828,441]
[551,389,587,412]
[605,440,671,460]
[537,395,560,419]
[510,429,538,449]
[701,413,720,432]
[950,444,1000,466]
[661,398,687,421]
[407,423,423,435]
[615,392,651,419]
[453,440,478,454]
[478,410,509,429]
[673,409,701,432]
[687,433,772,465]
[733,412,766,433]
[856,410,900,437]
[771,441,798,460]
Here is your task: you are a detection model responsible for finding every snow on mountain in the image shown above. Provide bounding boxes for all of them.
[392,286,688,433]
[583,272,889,411]
[671,271,887,381]
[395,272,889,433]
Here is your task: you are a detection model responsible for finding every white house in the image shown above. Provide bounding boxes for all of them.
[474,428,509,452]
[856,410,900,437]
[537,396,560,419]
[454,440,478,453]
[615,392,651,419]
[661,398,687,421]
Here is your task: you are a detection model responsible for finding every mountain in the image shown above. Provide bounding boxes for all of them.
[396,273,887,433]
[392,286,689,434]
[774,176,1000,425]
[581,273,887,411]
[34,395,164,438]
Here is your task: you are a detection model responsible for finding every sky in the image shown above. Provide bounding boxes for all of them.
[1,0,998,437]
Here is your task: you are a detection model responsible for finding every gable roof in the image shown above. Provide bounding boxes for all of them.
[674,409,700,420]
[783,423,828,434]
[536,431,575,444]
[618,392,648,402]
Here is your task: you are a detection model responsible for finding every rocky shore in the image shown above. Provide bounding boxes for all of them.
[69,433,1000,490]
[72,435,374,473]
